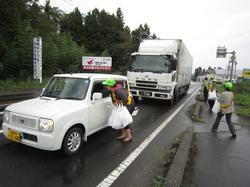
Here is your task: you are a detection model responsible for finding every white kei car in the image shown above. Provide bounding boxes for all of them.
[2,73,130,155]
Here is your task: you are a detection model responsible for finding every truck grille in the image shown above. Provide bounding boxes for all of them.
[130,87,170,93]
[11,114,37,129]
[135,80,157,88]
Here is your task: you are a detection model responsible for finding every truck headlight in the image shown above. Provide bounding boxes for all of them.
[39,118,54,132]
[3,111,10,123]
[129,82,136,87]
[159,85,172,90]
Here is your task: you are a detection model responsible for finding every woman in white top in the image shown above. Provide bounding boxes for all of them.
[207,80,217,111]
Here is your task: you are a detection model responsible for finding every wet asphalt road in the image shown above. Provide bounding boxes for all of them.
[0,83,200,187]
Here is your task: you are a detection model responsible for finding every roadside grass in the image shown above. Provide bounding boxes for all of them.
[0,78,49,93]
[0,70,125,93]
[188,103,204,123]
[235,93,250,116]
[234,81,250,116]
[153,135,183,187]
[215,85,224,93]
[215,81,250,117]
[181,138,198,186]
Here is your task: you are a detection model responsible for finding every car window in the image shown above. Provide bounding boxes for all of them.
[116,80,129,93]
[116,80,128,90]
[42,77,89,100]
[91,81,111,99]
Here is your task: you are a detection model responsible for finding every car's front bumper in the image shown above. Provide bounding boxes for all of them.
[2,122,60,151]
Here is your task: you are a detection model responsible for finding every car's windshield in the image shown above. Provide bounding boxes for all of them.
[41,77,90,100]
[129,55,171,73]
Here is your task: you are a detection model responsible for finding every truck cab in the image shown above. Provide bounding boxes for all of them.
[128,53,177,101]
[127,39,193,104]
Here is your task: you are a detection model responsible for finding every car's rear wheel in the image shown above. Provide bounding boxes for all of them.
[62,127,83,156]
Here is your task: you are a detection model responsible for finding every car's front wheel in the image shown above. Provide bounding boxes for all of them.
[62,127,84,156]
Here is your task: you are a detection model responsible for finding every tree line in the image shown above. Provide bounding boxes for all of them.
[0,0,158,81]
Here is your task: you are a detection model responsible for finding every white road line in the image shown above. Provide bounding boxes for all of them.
[0,130,3,134]
[97,87,200,187]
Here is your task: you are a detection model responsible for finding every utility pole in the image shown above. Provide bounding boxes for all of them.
[229,51,236,81]
[216,46,237,82]
[234,62,238,80]
[227,62,230,78]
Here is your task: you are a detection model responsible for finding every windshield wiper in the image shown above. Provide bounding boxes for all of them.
[58,96,81,100]
[131,68,145,72]
[153,71,164,74]
[40,92,59,99]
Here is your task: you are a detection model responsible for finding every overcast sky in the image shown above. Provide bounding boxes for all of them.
[41,0,250,71]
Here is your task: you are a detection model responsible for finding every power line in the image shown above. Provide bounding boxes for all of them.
[58,0,92,14]
[62,0,73,6]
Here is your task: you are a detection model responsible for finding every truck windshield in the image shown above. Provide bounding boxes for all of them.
[129,55,171,73]
[41,77,90,100]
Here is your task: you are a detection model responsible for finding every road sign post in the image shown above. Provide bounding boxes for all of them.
[33,37,42,83]
[216,46,237,82]
[216,46,227,58]
[229,51,236,81]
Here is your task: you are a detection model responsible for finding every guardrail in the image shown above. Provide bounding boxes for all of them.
[0,89,41,111]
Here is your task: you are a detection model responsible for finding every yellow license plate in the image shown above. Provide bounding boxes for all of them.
[7,129,21,142]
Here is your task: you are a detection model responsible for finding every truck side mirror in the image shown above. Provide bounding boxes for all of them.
[171,60,177,70]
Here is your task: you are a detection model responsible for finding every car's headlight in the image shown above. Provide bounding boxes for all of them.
[39,118,54,132]
[3,111,10,123]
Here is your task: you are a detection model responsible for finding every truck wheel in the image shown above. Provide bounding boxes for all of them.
[184,86,189,95]
[169,89,178,106]
[62,127,83,156]
[175,89,180,101]
[170,93,175,106]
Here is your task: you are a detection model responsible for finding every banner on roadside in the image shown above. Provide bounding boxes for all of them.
[82,56,112,71]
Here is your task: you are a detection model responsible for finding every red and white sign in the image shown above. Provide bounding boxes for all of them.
[82,57,112,71]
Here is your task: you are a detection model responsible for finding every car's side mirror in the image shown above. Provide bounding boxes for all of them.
[92,93,102,103]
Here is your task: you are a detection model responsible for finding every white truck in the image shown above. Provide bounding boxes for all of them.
[127,39,193,104]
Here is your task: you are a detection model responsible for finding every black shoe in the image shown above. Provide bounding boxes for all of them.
[232,133,237,138]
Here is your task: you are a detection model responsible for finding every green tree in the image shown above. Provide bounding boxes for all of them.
[4,20,34,79]
[131,23,157,51]
[116,7,124,29]
[60,7,84,46]
[0,1,159,80]
[82,8,133,71]
[194,66,204,79]
[151,33,158,39]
